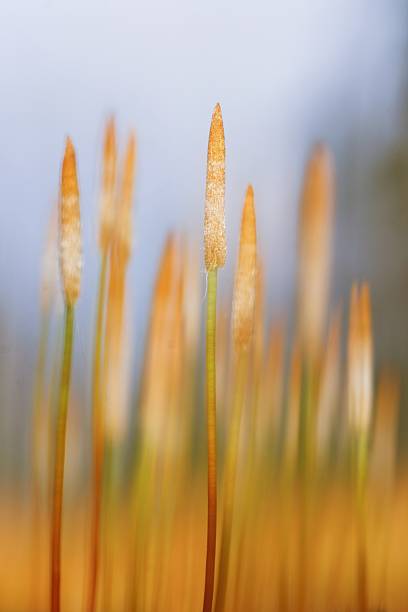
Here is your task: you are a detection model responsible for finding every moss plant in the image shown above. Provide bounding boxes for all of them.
[51,137,82,612]
[202,102,226,612]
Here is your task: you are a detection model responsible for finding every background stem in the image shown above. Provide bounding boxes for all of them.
[356,431,368,612]
[214,352,247,612]
[87,254,108,612]
[32,311,51,612]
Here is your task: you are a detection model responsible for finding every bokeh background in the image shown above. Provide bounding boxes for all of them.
[0,0,407,488]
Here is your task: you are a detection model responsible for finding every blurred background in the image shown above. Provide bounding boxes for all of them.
[0,0,407,485]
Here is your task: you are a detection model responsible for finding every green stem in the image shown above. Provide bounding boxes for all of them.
[202,269,218,612]
[50,303,75,612]
[87,254,108,612]
[214,352,247,612]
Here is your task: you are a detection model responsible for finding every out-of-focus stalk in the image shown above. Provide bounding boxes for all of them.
[348,283,373,612]
[297,143,334,365]
[102,131,136,611]
[285,341,302,476]
[231,261,265,608]
[130,236,179,610]
[279,340,302,612]
[248,261,265,466]
[371,370,399,487]
[51,138,82,612]
[296,144,334,612]
[297,143,334,478]
[371,370,399,608]
[316,307,342,466]
[262,319,285,461]
[87,116,117,612]
[214,185,256,612]
[103,130,136,444]
[202,102,226,612]
[32,207,57,612]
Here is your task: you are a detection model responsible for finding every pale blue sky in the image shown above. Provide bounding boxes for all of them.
[0,0,405,357]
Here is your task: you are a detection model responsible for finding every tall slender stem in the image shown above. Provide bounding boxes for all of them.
[87,254,108,612]
[355,431,368,612]
[33,312,51,454]
[50,304,75,612]
[102,438,115,612]
[297,362,314,612]
[214,352,247,612]
[32,311,51,612]
[202,269,218,612]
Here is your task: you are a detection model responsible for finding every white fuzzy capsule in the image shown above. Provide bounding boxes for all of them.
[204,103,226,271]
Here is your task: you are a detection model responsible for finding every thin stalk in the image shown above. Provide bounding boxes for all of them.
[278,413,295,612]
[87,253,108,612]
[48,326,64,511]
[50,303,75,612]
[127,441,155,611]
[214,352,247,612]
[297,362,315,612]
[32,311,51,612]
[231,357,261,609]
[278,349,302,612]
[102,439,115,612]
[33,312,51,456]
[355,431,368,612]
[202,269,218,612]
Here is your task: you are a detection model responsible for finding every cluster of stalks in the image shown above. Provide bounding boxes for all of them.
[23,105,405,612]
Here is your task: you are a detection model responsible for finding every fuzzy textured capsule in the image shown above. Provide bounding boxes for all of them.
[297,143,334,362]
[204,103,226,270]
[99,117,117,252]
[59,138,82,305]
[232,185,257,351]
